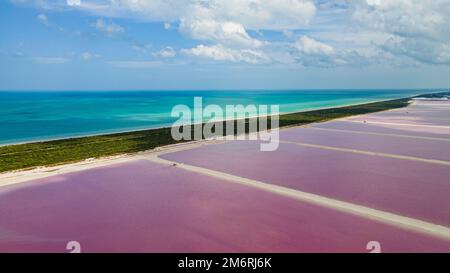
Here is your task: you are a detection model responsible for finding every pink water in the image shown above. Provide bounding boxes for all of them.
[1,160,449,252]
[280,126,450,161]
[161,141,450,226]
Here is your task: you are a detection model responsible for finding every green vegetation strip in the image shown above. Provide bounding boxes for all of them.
[0,96,426,173]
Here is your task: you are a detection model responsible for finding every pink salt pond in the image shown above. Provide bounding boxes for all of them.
[161,140,450,226]
[0,160,449,253]
[280,126,450,161]
[348,100,450,127]
[312,120,450,139]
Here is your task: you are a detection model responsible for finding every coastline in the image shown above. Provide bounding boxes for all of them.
[0,91,447,174]
[0,140,217,188]
[0,90,429,147]
[0,91,425,147]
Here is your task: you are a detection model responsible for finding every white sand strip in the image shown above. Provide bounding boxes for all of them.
[0,140,222,188]
[0,156,136,188]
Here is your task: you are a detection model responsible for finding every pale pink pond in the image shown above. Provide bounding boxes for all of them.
[280,126,450,161]
[1,160,449,252]
[312,120,450,139]
[161,141,450,226]
[349,101,450,127]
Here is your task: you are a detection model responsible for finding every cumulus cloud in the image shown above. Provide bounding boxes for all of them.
[382,37,450,65]
[354,0,450,41]
[16,0,316,28]
[285,35,370,67]
[182,44,270,64]
[181,35,362,67]
[295,36,334,56]
[153,47,176,58]
[66,0,81,6]
[180,19,264,48]
[24,0,315,30]
[181,0,316,30]
[92,18,124,35]
[13,0,450,67]
[289,36,339,67]
[16,0,316,66]
[352,0,450,65]
[16,0,315,40]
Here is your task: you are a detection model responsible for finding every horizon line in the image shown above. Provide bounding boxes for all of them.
[0,88,449,92]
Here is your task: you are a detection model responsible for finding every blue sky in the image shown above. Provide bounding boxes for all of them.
[1,0,450,90]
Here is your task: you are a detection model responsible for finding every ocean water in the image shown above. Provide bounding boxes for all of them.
[0,90,428,145]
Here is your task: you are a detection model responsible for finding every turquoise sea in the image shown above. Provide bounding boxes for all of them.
[0,90,433,145]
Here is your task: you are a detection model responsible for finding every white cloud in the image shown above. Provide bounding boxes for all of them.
[182,44,235,62]
[180,19,264,48]
[175,0,316,32]
[14,0,450,67]
[92,18,124,35]
[295,36,334,56]
[182,44,270,64]
[16,0,316,30]
[33,57,69,64]
[177,0,315,50]
[63,0,316,30]
[36,13,49,26]
[17,0,315,66]
[352,0,450,65]
[153,47,176,58]
[354,0,450,41]
[288,36,367,67]
[382,36,450,65]
[66,0,81,7]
